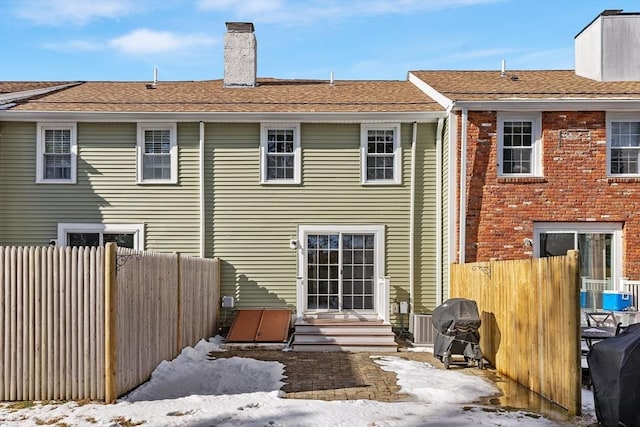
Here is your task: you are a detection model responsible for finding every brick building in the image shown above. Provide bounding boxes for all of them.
[410,10,640,294]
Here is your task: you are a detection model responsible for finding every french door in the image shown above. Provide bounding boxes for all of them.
[299,225,384,313]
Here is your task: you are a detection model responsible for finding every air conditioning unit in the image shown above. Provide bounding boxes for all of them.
[410,313,435,344]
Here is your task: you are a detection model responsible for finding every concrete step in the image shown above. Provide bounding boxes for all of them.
[293,333,396,344]
[292,317,397,352]
[295,325,391,335]
[292,343,398,352]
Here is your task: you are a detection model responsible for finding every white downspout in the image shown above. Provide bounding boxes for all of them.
[435,118,444,306]
[199,121,205,258]
[459,108,468,264]
[409,122,417,315]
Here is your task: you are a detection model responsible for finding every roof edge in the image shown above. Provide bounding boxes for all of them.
[0,110,447,123]
[452,98,640,111]
[408,72,453,110]
[0,82,83,105]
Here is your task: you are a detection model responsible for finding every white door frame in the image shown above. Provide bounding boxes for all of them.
[533,222,623,289]
[296,225,386,319]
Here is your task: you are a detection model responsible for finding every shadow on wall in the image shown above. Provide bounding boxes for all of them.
[219,260,294,331]
[480,311,501,365]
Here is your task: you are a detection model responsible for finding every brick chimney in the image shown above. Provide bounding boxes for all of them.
[575,10,640,82]
[224,22,257,87]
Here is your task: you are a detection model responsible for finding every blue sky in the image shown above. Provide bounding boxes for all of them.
[0,0,635,82]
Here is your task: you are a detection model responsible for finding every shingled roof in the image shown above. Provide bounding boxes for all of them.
[7,78,443,113]
[410,70,640,103]
[0,81,75,94]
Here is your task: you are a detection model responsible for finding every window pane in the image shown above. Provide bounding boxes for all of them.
[539,233,574,257]
[67,233,100,247]
[143,154,171,179]
[104,233,135,248]
[145,130,171,153]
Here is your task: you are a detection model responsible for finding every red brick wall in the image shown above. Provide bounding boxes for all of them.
[458,110,640,278]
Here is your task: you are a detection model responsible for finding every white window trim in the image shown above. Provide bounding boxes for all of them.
[497,112,542,177]
[532,221,622,289]
[136,122,178,184]
[297,224,386,315]
[606,112,640,177]
[36,122,77,184]
[360,123,402,185]
[57,223,145,250]
[259,123,301,184]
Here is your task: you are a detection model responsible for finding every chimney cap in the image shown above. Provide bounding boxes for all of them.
[226,22,255,33]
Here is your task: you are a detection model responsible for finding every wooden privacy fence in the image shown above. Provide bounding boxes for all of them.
[1,244,220,402]
[451,250,581,415]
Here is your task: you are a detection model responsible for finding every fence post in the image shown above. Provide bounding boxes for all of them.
[104,243,117,403]
[175,252,182,355]
[566,249,581,415]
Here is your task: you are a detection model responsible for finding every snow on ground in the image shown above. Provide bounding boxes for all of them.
[0,337,591,426]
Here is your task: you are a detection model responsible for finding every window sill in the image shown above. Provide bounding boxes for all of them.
[607,177,640,184]
[361,181,402,186]
[36,180,77,184]
[496,177,547,184]
[137,180,178,185]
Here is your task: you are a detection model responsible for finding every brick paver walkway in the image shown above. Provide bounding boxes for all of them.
[220,349,459,402]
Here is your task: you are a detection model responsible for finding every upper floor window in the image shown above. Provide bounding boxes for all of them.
[260,123,301,184]
[361,124,401,184]
[608,115,640,176]
[137,123,177,184]
[36,123,77,184]
[497,113,542,176]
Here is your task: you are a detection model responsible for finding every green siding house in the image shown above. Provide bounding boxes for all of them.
[0,23,448,344]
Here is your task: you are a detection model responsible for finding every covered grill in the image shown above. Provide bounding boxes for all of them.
[432,298,484,369]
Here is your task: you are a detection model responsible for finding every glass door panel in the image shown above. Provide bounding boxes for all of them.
[306,232,375,311]
[306,234,340,310]
[578,233,611,281]
[342,233,375,310]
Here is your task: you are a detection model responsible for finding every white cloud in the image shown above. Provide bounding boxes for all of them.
[14,0,138,26]
[109,28,218,55]
[197,0,503,25]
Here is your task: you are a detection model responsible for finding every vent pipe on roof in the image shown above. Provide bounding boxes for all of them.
[500,59,506,77]
[224,22,257,87]
[146,67,158,89]
[330,70,334,86]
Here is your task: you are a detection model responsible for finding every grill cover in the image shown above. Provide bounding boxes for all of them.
[588,322,640,427]
[432,298,481,335]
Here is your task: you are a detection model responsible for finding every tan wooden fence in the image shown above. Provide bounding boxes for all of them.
[451,250,581,415]
[1,244,220,402]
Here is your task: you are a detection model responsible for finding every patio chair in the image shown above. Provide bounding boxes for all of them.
[586,311,619,329]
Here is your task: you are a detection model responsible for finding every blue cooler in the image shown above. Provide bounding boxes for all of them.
[580,290,588,308]
[602,290,633,311]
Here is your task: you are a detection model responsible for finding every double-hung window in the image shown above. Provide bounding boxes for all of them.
[137,123,178,184]
[361,124,401,184]
[608,114,640,176]
[497,113,542,176]
[36,123,77,184]
[260,123,301,184]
